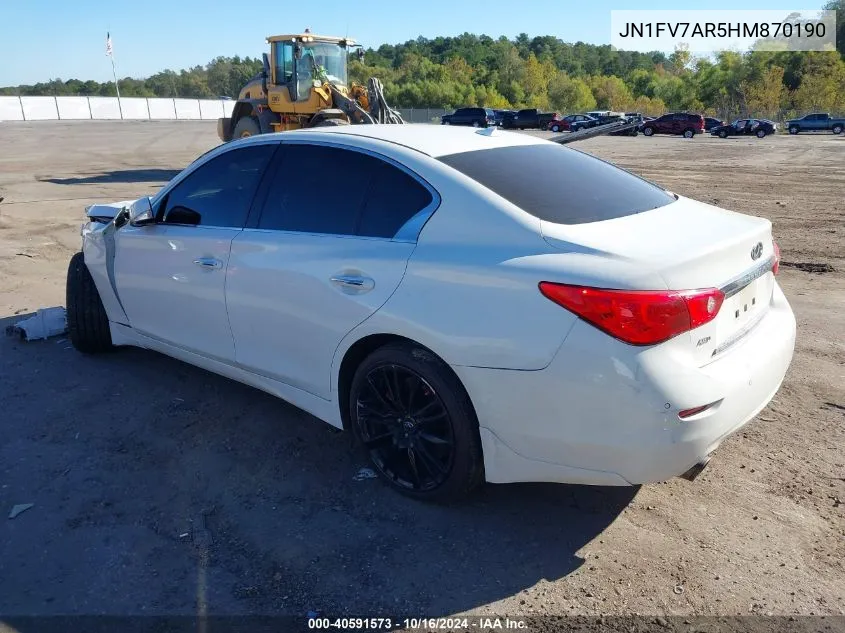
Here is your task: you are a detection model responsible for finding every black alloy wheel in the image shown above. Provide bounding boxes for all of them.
[349,343,484,502]
[356,364,454,492]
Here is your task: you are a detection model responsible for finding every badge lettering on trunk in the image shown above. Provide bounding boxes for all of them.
[750,242,763,260]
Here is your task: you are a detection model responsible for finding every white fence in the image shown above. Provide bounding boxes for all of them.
[0,96,236,122]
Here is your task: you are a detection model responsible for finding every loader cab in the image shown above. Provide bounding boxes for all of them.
[269,33,351,103]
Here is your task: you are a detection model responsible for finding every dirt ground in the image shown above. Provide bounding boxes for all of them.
[0,121,843,624]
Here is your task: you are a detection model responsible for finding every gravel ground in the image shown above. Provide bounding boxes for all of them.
[0,121,843,626]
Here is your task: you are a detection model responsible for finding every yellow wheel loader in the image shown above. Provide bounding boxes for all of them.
[217,30,403,142]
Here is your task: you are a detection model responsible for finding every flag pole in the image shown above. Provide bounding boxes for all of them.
[106,32,123,119]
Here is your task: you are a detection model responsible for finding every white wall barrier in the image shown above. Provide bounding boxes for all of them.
[21,96,59,120]
[147,98,176,119]
[174,98,201,120]
[199,99,224,120]
[0,96,24,121]
[88,97,123,119]
[120,97,150,120]
[56,96,91,119]
[1,96,234,122]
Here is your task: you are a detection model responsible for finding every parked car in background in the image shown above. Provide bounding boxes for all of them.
[704,117,725,131]
[503,108,559,130]
[441,107,495,127]
[492,109,516,127]
[608,112,644,136]
[640,112,705,138]
[711,119,777,139]
[548,114,598,132]
[68,125,795,501]
[785,112,845,135]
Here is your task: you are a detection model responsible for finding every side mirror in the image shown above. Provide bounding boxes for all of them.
[128,197,155,226]
[357,48,365,62]
[294,42,303,60]
[165,205,201,226]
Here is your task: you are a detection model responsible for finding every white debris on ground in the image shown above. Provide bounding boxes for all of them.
[353,467,378,481]
[9,307,67,341]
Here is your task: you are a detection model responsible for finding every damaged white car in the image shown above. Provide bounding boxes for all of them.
[68,126,796,502]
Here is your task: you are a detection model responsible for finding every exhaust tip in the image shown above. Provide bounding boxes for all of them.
[679,455,712,482]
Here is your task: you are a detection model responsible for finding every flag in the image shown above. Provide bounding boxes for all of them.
[106,32,113,56]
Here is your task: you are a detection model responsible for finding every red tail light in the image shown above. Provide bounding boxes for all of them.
[772,240,781,275]
[538,283,725,346]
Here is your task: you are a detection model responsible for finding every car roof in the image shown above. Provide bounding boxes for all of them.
[262,125,548,158]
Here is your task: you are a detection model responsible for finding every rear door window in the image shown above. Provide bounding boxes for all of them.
[438,144,674,225]
[257,144,434,239]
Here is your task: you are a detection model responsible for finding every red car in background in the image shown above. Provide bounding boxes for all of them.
[546,114,597,132]
[640,112,705,138]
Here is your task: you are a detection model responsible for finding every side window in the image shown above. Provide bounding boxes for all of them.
[258,144,375,235]
[161,144,275,228]
[358,160,434,239]
[257,144,435,240]
[274,42,293,83]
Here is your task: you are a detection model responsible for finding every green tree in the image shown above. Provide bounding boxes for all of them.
[548,72,596,112]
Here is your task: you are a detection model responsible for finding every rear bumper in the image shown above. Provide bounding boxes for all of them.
[455,282,796,486]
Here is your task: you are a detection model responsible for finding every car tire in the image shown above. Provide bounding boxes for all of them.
[832,124,844,135]
[443,120,451,125]
[756,129,767,138]
[349,342,484,503]
[551,124,560,132]
[472,121,480,128]
[718,129,728,138]
[66,251,113,354]
[788,126,799,134]
[232,116,260,138]
[683,128,695,138]
[643,127,654,136]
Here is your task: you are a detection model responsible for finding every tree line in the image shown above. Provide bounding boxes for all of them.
[3,2,843,119]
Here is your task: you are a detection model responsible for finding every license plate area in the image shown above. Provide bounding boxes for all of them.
[713,273,774,354]
[726,280,763,328]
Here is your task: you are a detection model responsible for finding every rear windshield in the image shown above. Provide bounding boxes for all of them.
[437,144,675,225]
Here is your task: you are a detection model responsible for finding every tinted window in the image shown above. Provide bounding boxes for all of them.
[258,145,433,238]
[258,144,373,235]
[162,144,275,227]
[438,144,674,225]
[358,160,433,238]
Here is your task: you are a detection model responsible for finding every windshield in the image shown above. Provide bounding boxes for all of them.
[299,42,348,85]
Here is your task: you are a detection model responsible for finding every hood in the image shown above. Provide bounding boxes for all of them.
[85,199,137,222]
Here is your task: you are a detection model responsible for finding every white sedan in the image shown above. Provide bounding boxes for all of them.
[68,125,796,502]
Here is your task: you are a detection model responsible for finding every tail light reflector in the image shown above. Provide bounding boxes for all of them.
[538,283,725,346]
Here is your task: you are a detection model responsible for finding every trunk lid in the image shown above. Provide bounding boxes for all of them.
[541,196,776,363]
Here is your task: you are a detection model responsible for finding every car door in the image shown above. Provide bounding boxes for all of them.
[226,141,439,399]
[113,142,277,361]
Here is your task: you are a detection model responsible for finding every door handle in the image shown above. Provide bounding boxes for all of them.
[193,257,222,269]
[330,274,375,293]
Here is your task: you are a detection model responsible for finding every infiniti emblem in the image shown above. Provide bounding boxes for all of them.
[750,242,763,260]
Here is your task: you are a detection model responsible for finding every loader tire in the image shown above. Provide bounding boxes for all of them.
[314,118,350,127]
[66,252,113,354]
[233,117,260,138]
